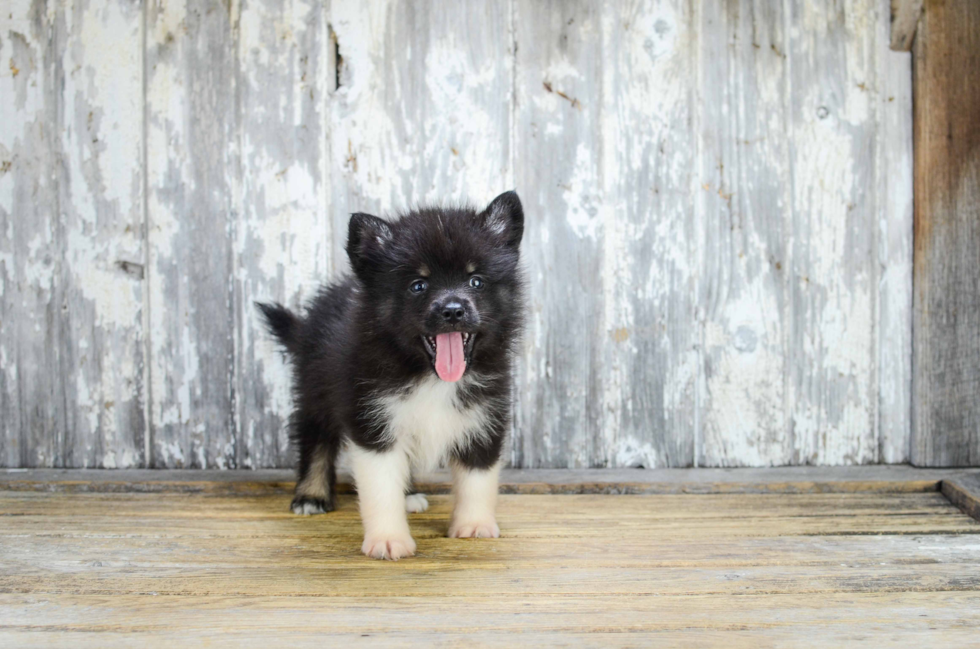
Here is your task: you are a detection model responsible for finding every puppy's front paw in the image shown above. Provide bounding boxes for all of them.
[291,496,334,516]
[448,517,500,539]
[362,533,417,560]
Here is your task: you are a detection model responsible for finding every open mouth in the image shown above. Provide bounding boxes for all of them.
[422,332,476,382]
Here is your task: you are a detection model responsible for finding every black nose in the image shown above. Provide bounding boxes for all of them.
[442,301,466,324]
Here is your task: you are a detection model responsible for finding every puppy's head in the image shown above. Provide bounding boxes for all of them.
[346,191,524,382]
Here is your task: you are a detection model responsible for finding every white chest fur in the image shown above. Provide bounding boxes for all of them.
[372,375,490,472]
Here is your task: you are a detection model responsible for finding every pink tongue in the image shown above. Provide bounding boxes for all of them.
[434,332,466,382]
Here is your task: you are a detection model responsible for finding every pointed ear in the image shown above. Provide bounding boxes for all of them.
[346,212,393,274]
[480,191,524,248]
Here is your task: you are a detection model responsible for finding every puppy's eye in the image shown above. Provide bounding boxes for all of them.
[469,276,485,290]
[410,280,428,294]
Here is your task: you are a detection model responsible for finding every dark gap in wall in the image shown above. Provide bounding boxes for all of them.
[328,23,342,91]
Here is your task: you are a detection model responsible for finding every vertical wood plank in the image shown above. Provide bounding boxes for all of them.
[512,0,603,467]
[58,0,146,467]
[784,0,878,465]
[876,0,913,464]
[1,0,146,469]
[697,0,792,466]
[596,0,698,468]
[146,0,238,468]
[234,0,330,468]
[0,0,67,467]
[911,0,980,466]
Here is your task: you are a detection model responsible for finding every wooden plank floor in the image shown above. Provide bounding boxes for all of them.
[2,485,980,647]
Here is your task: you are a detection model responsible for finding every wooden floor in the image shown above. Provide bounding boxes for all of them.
[2,475,980,647]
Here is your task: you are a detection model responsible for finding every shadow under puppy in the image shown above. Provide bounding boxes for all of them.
[257,191,524,560]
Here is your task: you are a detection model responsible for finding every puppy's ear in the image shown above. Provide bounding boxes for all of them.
[346,212,393,274]
[480,190,524,249]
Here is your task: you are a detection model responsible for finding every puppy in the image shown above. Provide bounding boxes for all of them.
[257,191,524,560]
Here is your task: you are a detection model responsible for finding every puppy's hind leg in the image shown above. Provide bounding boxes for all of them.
[404,470,429,513]
[291,420,338,515]
[405,492,429,513]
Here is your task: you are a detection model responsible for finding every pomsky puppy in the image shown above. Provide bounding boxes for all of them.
[257,191,524,560]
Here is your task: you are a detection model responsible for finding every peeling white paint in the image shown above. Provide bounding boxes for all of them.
[2,0,914,470]
[563,143,601,240]
[874,0,913,464]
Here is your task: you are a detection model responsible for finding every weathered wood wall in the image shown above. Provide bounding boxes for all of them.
[911,0,980,467]
[1,0,915,469]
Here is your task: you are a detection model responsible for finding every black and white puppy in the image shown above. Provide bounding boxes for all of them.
[257,191,524,560]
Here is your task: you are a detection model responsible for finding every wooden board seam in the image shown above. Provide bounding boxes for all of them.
[941,477,980,522]
[0,479,945,496]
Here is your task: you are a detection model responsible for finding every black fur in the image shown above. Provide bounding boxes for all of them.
[255,303,300,354]
[257,192,525,511]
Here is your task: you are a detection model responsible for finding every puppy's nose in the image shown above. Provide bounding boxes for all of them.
[441,301,466,324]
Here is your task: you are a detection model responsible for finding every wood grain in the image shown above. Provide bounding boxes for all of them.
[327,0,513,267]
[911,0,980,467]
[698,0,914,466]
[597,0,698,468]
[876,0,915,464]
[59,0,147,469]
[3,628,978,649]
[2,593,979,649]
[0,487,978,647]
[698,0,791,466]
[511,0,603,468]
[890,0,923,51]
[145,0,238,468]
[233,0,330,468]
[0,0,67,468]
[0,0,146,468]
[943,474,980,522]
[785,0,879,465]
[1,1,920,469]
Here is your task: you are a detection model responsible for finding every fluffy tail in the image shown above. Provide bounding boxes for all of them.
[256,302,300,354]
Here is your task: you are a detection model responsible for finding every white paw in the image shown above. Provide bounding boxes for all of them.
[448,517,500,539]
[362,533,417,560]
[405,493,429,513]
[294,501,321,515]
[290,497,330,516]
